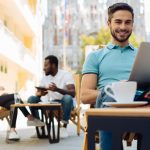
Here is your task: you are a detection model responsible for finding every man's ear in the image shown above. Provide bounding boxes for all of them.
[107,20,111,27]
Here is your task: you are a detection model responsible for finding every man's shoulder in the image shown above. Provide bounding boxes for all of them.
[90,47,106,54]
[87,47,110,63]
[41,75,51,81]
[89,46,109,55]
[58,69,74,82]
[82,47,109,74]
[59,69,68,73]
[58,69,71,75]
[42,74,51,78]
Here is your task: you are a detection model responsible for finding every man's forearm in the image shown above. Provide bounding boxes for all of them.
[56,88,75,97]
[80,89,100,104]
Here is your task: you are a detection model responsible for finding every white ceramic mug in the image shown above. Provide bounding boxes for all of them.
[104,81,137,103]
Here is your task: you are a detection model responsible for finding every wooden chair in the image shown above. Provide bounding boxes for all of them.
[0,106,11,143]
[0,106,10,126]
[70,74,84,135]
[45,74,84,136]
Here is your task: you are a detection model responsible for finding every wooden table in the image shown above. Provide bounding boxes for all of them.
[85,107,150,150]
[11,103,61,143]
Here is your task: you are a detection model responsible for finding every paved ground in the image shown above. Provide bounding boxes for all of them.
[0,109,85,150]
[0,125,84,150]
[0,109,137,150]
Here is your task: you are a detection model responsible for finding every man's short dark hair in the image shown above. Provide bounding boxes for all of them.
[45,55,58,67]
[108,3,134,21]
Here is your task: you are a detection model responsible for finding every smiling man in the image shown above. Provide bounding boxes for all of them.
[81,3,137,150]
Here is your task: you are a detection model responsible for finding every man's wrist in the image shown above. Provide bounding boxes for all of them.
[36,93,41,97]
[97,90,101,97]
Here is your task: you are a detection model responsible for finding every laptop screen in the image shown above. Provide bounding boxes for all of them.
[129,42,150,90]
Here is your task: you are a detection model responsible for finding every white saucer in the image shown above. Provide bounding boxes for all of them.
[38,102,49,104]
[103,101,148,108]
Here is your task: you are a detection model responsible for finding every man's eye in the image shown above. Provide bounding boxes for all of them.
[114,20,122,23]
[115,21,121,24]
[125,21,132,25]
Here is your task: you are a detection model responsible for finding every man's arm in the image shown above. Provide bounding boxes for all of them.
[47,83,75,97]
[80,74,100,104]
[57,84,75,97]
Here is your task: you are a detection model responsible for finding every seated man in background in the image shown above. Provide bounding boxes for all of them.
[0,86,45,141]
[28,55,75,138]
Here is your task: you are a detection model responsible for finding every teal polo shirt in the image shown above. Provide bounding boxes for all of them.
[82,43,138,90]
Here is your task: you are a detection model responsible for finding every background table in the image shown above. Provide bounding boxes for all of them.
[11,103,61,143]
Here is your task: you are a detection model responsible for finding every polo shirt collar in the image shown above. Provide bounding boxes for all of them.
[106,43,135,51]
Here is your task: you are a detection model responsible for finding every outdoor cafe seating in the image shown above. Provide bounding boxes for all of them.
[0,74,84,144]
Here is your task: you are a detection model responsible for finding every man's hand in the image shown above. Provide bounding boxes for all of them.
[120,80,127,82]
[36,89,48,96]
[47,82,58,91]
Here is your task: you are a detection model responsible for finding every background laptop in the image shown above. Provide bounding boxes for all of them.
[129,42,150,90]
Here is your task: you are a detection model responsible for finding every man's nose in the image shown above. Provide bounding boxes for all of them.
[120,23,126,29]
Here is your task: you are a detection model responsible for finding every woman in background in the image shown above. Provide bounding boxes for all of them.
[0,86,45,141]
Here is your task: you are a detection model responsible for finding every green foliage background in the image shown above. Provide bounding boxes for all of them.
[78,27,143,73]
[80,27,141,51]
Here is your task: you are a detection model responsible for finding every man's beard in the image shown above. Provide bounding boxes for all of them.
[45,71,51,76]
[110,28,132,43]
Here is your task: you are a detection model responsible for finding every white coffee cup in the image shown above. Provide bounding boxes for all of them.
[104,81,137,103]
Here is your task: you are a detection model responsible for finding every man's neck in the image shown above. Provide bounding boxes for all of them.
[112,39,129,48]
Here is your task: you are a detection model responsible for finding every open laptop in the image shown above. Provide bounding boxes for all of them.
[129,42,150,90]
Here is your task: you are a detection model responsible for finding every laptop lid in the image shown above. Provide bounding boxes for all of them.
[129,42,150,90]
